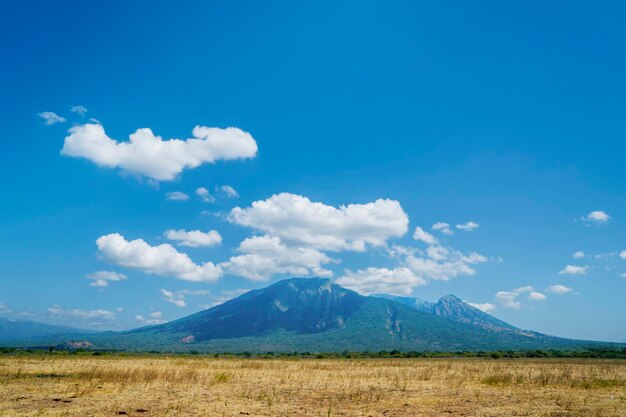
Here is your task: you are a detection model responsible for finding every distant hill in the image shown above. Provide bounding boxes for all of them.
[372,293,517,331]
[1,278,619,352]
[0,317,90,342]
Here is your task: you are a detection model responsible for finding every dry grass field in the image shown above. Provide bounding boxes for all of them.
[0,355,624,416]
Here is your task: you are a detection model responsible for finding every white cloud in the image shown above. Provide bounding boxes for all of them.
[160,289,210,308]
[96,233,222,282]
[336,267,426,296]
[217,185,239,198]
[573,251,586,259]
[165,191,189,201]
[86,270,127,288]
[70,105,87,115]
[61,123,258,181]
[164,229,222,248]
[404,247,487,281]
[48,305,115,320]
[0,302,12,314]
[224,235,334,281]
[620,250,626,260]
[432,222,453,235]
[468,302,496,313]
[495,286,534,309]
[547,284,572,295]
[528,291,547,301]
[196,187,215,203]
[622,272,626,278]
[135,311,165,325]
[229,193,409,252]
[580,210,610,224]
[413,227,437,245]
[200,288,250,309]
[559,265,588,275]
[38,111,66,125]
[160,289,187,307]
[456,221,479,231]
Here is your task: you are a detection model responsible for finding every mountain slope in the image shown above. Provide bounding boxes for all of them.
[0,317,90,342]
[373,293,516,331]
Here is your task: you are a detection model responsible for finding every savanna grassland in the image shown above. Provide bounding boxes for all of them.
[0,355,624,416]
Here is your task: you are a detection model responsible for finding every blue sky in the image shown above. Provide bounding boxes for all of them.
[0,1,624,341]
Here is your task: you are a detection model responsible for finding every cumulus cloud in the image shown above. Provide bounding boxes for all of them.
[432,222,453,235]
[413,227,437,245]
[559,265,588,275]
[620,250,626,260]
[160,289,210,308]
[224,235,334,281]
[217,185,239,198]
[0,302,12,314]
[48,305,115,320]
[164,229,222,248]
[580,210,610,224]
[456,221,479,231]
[404,247,487,281]
[528,291,547,301]
[573,251,586,259]
[196,187,215,203]
[61,123,258,181]
[165,191,189,201]
[468,302,496,313]
[38,111,66,125]
[135,311,165,325]
[70,105,88,115]
[336,267,426,296]
[86,270,127,288]
[96,233,222,282]
[229,193,409,252]
[495,286,534,309]
[547,284,572,295]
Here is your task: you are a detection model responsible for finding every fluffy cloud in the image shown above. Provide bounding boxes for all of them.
[413,227,437,245]
[224,235,334,281]
[196,187,215,203]
[404,247,487,281]
[573,251,586,259]
[547,284,572,295]
[559,265,588,275]
[61,123,258,181]
[165,191,189,201]
[336,267,426,296]
[620,250,626,260]
[86,270,127,288]
[229,193,409,252]
[0,302,12,314]
[96,233,222,282]
[528,291,547,301]
[70,105,88,115]
[495,286,533,309]
[468,302,496,313]
[456,221,479,231]
[38,111,66,125]
[164,229,222,248]
[135,311,165,325]
[580,210,610,224]
[217,185,239,198]
[432,222,453,235]
[160,289,210,308]
[48,305,115,320]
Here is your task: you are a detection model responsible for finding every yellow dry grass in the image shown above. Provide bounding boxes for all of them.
[0,355,624,416]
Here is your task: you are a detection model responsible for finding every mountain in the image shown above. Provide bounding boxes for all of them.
[2,278,616,352]
[373,293,516,331]
[0,317,90,342]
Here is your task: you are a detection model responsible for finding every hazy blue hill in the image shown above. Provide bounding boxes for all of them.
[2,278,619,352]
[0,317,90,341]
[373,293,517,331]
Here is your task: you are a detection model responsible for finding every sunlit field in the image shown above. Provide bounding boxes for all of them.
[0,355,624,416]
